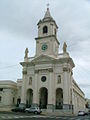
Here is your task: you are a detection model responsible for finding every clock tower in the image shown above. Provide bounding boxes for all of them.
[35,7,60,57]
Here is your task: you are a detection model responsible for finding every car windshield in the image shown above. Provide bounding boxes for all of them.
[79,111,84,112]
[30,107,35,109]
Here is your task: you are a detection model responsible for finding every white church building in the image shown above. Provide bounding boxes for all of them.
[0,8,85,114]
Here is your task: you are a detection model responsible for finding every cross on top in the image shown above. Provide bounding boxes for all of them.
[47,3,50,8]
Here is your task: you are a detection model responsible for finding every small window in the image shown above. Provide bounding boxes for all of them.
[43,26,48,33]
[57,75,61,84]
[13,97,15,104]
[29,77,32,85]
[54,29,56,35]
[0,88,3,91]
[0,96,1,101]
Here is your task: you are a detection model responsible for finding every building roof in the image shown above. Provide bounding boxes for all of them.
[0,80,17,89]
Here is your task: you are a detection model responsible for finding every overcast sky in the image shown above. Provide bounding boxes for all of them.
[0,0,90,98]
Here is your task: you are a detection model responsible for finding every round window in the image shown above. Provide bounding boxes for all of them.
[41,76,46,82]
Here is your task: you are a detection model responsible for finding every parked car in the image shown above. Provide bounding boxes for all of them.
[78,111,86,116]
[12,103,26,112]
[25,106,42,114]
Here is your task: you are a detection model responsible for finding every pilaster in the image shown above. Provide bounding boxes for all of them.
[21,67,27,104]
[33,70,39,105]
[63,66,70,109]
[47,68,55,111]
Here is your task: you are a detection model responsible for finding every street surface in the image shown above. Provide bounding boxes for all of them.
[0,112,90,120]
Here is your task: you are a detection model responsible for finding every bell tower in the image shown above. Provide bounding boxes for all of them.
[35,7,60,57]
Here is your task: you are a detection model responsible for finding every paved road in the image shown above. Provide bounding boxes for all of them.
[0,112,90,120]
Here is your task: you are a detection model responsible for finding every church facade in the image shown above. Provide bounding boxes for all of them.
[0,8,85,114]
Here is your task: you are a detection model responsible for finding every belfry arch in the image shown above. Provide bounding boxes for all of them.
[39,87,48,109]
[56,88,63,109]
[26,89,33,107]
[43,26,48,33]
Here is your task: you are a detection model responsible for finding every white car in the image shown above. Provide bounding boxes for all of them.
[25,107,42,114]
[78,111,85,116]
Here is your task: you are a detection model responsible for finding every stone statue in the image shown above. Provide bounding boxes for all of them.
[63,42,67,53]
[24,48,29,58]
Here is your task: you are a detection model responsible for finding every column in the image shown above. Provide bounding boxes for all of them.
[21,67,27,104]
[33,70,39,106]
[47,68,54,111]
[63,67,70,109]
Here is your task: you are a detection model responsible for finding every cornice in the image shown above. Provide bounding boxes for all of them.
[35,35,60,45]
[37,19,58,29]
[20,57,75,68]
[20,62,35,67]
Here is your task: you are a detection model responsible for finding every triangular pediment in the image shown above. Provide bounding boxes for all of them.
[31,54,55,63]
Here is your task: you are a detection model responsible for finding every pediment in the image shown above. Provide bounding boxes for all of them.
[31,54,55,63]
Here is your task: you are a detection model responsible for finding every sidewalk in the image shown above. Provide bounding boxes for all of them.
[41,111,75,117]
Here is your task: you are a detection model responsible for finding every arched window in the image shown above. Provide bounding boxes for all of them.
[29,77,32,85]
[43,26,48,33]
[57,75,61,84]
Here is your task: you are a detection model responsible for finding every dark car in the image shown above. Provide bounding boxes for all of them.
[25,107,42,114]
[12,103,26,112]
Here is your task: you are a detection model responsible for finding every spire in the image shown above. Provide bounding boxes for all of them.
[37,5,58,29]
[44,4,51,18]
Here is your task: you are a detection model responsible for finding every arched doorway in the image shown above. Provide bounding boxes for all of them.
[39,87,48,109]
[26,89,33,107]
[56,88,63,109]
[17,97,21,106]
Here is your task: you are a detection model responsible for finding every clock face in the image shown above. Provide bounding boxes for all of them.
[42,44,48,50]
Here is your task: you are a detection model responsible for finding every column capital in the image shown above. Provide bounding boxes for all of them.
[63,67,70,72]
[48,68,53,72]
[35,70,39,74]
[22,70,27,75]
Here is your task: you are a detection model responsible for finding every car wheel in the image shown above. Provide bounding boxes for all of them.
[25,111,29,113]
[34,111,38,114]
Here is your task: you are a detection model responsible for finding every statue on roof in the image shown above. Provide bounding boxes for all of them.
[63,42,67,53]
[24,48,29,58]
